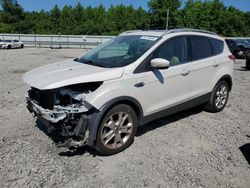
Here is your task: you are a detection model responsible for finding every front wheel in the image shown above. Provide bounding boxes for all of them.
[96,104,138,155]
[205,81,229,113]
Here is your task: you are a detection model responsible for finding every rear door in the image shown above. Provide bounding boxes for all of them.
[187,35,224,97]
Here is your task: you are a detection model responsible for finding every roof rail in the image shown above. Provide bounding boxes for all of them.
[119,30,143,35]
[161,28,218,37]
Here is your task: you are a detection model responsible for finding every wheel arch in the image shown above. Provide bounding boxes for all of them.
[88,96,143,147]
[216,74,232,91]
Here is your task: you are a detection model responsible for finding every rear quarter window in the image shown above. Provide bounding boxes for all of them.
[210,38,224,55]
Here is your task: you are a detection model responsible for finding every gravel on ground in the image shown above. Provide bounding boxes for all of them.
[0,48,250,188]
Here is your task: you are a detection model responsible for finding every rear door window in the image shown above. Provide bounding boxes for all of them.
[189,36,212,61]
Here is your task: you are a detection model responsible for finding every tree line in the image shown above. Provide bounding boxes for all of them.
[0,0,249,37]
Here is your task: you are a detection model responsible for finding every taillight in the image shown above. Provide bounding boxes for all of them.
[228,54,235,63]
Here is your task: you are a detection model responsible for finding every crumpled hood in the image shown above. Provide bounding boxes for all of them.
[23,59,124,90]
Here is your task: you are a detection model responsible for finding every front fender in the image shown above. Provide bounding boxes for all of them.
[85,80,143,111]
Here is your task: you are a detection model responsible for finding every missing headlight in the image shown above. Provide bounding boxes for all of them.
[27,82,102,123]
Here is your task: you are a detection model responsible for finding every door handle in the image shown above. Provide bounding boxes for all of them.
[213,64,219,67]
[135,82,145,88]
[181,69,190,76]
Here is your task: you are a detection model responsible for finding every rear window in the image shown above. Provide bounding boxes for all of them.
[210,38,224,55]
[190,36,211,61]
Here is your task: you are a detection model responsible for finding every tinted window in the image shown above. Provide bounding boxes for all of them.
[154,36,188,66]
[210,38,224,55]
[225,39,236,46]
[190,36,211,61]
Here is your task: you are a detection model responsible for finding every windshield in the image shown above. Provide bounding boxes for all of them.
[77,35,159,68]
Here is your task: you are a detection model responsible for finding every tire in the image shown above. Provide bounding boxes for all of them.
[205,81,229,113]
[246,60,250,70]
[7,45,11,49]
[96,104,138,155]
[246,53,250,70]
[21,44,24,48]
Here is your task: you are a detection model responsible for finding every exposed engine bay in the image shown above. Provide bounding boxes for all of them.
[26,82,102,148]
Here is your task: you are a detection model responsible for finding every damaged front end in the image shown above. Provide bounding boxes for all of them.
[26,82,102,148]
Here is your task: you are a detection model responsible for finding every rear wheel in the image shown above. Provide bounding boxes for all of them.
[206,81,229,112]
[21,44,24,48]
[96,104,138,155]
[7,45,11,49]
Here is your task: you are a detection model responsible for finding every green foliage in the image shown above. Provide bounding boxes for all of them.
[50,5,61,34]
[0,0,249,36]
[180,0,249,37]
[0,22,13,33]
[148,0,182,28]
[0,0,25,32]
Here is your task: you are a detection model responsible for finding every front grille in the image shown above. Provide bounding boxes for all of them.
[29,88,55,109]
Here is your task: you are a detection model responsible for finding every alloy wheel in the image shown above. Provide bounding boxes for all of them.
[101,112,133,150]
[215,84,228,109]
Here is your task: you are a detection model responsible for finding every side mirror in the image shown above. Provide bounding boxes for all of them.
[150,58,170,69]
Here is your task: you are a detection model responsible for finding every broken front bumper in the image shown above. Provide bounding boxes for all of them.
[26,94,94,148]
[26,94,89,123]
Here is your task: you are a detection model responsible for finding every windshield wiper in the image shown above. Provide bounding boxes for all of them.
[74,57,106,68]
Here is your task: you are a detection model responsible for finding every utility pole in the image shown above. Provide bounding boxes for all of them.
[166,9,170,30]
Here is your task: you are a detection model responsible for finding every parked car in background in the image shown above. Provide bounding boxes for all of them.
[0,40,5,48]
[225,39,245,59]
[235,39,250,53]
[0,39,24,49]
[23,29,234,155]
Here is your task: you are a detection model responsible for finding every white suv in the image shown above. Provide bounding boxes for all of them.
[23,29,234,155]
